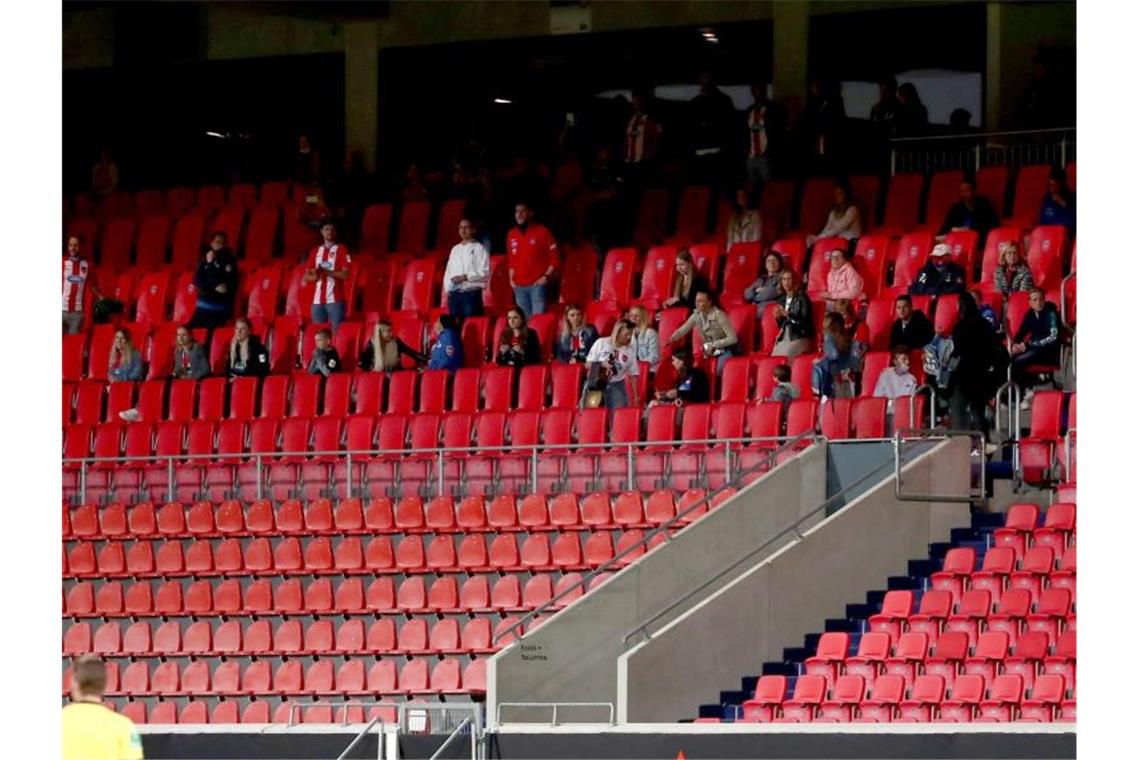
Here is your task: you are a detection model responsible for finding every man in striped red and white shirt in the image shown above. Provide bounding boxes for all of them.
[745,83,774,190]
[624,92,661,167]
[62,235,97,335]
[303,220,352,331]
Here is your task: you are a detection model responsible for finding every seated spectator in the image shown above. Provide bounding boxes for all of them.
[873,346,919,413]
[807,180,861,246]
[228,319,270,378]
[909,243,965,296]
[812,313,861,400]
[825,248,864,305]
[496,307,542,367]
[172,326,209,380]
[833,299,871,348]
[936,176,998,244]
[663,250,711,310]
[768,363,800,404]
[1039,167,1076,236]
[188,231,238,329]
[555,304,598,364]
[972,289,1002,333]
[427,314,464,372]
[1010,287,1061,397]
[443,218,490,320]
[628,305,661,372]
[359,318,427,372]
[107,328,144,383]
[583,319,641,410]
[651,349,710,407]
[993,241,1034,298]
[308,328,342,377]
[772,270,814,358]
[744,252,786,317]
[725,187,762,250]
[889,294,934,350]
[668,290,738,374]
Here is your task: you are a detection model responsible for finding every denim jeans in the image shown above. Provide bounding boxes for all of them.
[311,301,346,332]
[604,380,630,411]
[447,289,484,321]
[512,284,547,319]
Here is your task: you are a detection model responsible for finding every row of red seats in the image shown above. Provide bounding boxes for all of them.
[81,698,401,726]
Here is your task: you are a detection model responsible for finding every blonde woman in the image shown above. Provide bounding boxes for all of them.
[993,241,1034,298]
[107,328,144,382]
[555,304,599,364]
[627,304,660,372]
[227,318,270,378]
[358,318,426,372]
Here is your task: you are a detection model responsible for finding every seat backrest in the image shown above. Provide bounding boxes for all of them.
[598,247,638,306]
[891,232,934,289]
[1010,164,1052,224]
[639,245,678,304]
[882,172,924,230]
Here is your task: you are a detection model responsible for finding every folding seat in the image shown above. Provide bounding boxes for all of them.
[426,535,458,571]
[861,590,913,645]
[991,503,1040,559]
[795,177,835,234]
[242,206,279,265]
[976,674,1024,721]
[804,632,850,685]
[880,173,924,232]
[969,546,1016,596]
[1002,630,1050,690]
[987,588,1033,638]
[357,201,395,253]
[487,494,520,531]
[740,675,786,722]
[489,535,522,572]
[1026,588,1072,644]
[583,532,615,566]
[396,619,431,654]
[239,700,271,723]
[550,532,583,571]
[816,673,866,721]
[396,575,428,612]
[64,621,93,655]
[929,547,976,602]
[638,245,678,309]
[1042,631,1076,694]
[882,631,928,689]
[1018,391,1066,484]
[818,398,853,440]
[303,537,334,573]
[597,247,638,308]
[960,630,1009,687]
[335,578,365,612]
[1008,546,1055,603]
[213,577,242,612]
[1007,164,1052,226]
[1018,674,1065,722]
[209,701,239,725]
[889,233,934,292]
[458,575,491,612]
[848,673,902,722]
[720,242,763,309]
[240,620,272,657]
[579,493,614,529]
[1033,502,1075,554]
[777,674,826,722]
[245,263,284,322]
[892,673,944,722]
[644,490,677,527]
[98,218,136,269]
[547,493,581,530]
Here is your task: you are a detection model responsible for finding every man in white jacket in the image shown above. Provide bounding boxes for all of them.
[443,218,490,321]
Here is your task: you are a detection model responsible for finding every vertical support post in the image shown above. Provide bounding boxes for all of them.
[256,455,263,501]
[626,445,634,490]
[724,440,732,484]
[80,461,87,504]
[167,457,174,503]
[974,143,982,174]
[1060,136,1067,168]
[530,446,538,494]
[346,452,353,499]
[437,449,445,497]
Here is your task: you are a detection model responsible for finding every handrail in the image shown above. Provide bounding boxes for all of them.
[428,717,472,760]
[333,716,381,760]
[620,440,904,647]
[495,702,614,726]
[492,430,819,644]
[888,126,1076,145]
[893,429,985,503]
[285,700,401,728]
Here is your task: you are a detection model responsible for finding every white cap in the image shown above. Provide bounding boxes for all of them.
[931,243,951,257]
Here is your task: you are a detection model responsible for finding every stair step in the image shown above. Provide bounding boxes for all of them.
[847,603,875,620]
[909,558,941,577]
[950,527,981,543]
[929,542,953,561]
[824,618,859,633]
[741,675,760,695]
[972,512,1006,530]
[719,689,747,706]
[865,589,888,608]
[887,575,922,590]
[761,661,797,676]
[698,703,722,719]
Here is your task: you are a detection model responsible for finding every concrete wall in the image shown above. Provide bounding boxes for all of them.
[488,443,828,726]
[986,1,1076,129]
[618,437,973,722]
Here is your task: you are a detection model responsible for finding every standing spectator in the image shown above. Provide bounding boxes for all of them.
[623,90,662,172]
[869,77,900,133]
[772,270,814,358]
[188,231,238,330]
[652,349,710,407]
[507,202,559,318]
[628,304,661,372]
[948,295,1002,438]
[293,133,321,185]
[936,176,999,244]
[889,294,935,350]
[993,241,1035,298]
[107,328,144,383]
[172,326,209,380]
[1039,168,1076,235]
[690,71,737,183]
[745,83,776,190]
[725,187,762,250]
[443,218,490,320]
[91,147,119,198]
[303,219,352,331]
[1009,287,1062,397]
[910,243,966,296]
[668,290,738,374]
[496,307,542,367]
[744,252,786,316]
[663,250,712,310]
[803,79,847,173]
[62,656,143,760]
[427,315,464,372]
[873,346,919,411]
[228,318,270,378]
[825,249,864,305]
[308,328,342,377]
[555,304,599,364]
[807,181,862,246]
[583,319,641,410]
[62,235,97,335]
[895,83,929,136]
[359,318,427,372]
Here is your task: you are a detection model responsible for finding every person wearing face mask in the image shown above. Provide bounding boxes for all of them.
[227,318,270,378]
[555,304,599,364]
[443,218,490,321]
[303,219,352,331]
[663,250,712,310]
[507,202,559,318]
[496,307,542,367]
[874,346,919,406]
[62,235,99,335]
[188,231,238,330]
[358,318,427,372]
[583,319,641,410]
[307,328,342,377]
[172,325,209,380]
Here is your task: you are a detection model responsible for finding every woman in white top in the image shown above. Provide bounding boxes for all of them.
[584,320,641,410]
[627,304,660,372]
[725,187,762,249]
[807,180,862,246]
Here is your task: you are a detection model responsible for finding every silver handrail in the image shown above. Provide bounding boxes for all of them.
[889,126,1077,144]
[333,717,381,760]
[892,430,985,503]
[427,717,471,760]
[495,702,614,726]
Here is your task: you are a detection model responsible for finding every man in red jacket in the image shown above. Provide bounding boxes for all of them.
[507,202,559,318]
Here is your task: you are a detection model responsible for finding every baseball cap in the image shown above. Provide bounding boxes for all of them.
[931,243,951,257]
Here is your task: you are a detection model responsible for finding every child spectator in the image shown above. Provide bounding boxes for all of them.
[308,328,342,377]
[873,346,919,412]
[769,364,799,404]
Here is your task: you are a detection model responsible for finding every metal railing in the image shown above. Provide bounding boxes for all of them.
[286,700,401,728]
[495,702,614,727]
[892,430,986,503]
[889,127,1076,175]
[333,716,383,760]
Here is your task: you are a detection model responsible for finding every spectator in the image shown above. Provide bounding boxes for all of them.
[668,290,738,374]
[427,314,464,372]
[628,304,661,372]
[188,231,239,329]
[228,318,270,378]
[1010,287,1061,398]
[910,243,966,296]
[807,181,861,246]
[400,163,428,203]
[936,176,999,244]
[769,363,800,404]
[690,71,737,183]
[62,235,97,335]
[555,304,599,364]
[63,655,143,760]
[172,326,209,380]
[993,241,1035,298]
[623,90,662,170]
[972,289,1002,333]
[889,294,935,350]
[873,346,919,412]
[869,77,900,133]
[772,270,814,358]
[663,249,712,310]
[744,252,786,316]
[507,202,559,318]
[107,328,144,383]
[1039,167,1076,235]
[308,328,342,377]
[652,349,710,407]
[834,299,871,348]
[745,83,776,190]
[948,294,1003,439]
[443,218,490,320]
[583,319,641,410]
[359,318,427,372]
[91,147,119,198]
[825,248,864,304]
[303,219,352,331]
[804,78,847,172]
[725,187,762,249]
[496,307,542,367]
[812,312,860,400]
[293,134,321,185]
[896,83,929,136]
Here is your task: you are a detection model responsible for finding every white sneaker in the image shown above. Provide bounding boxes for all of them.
[119,408,141,423]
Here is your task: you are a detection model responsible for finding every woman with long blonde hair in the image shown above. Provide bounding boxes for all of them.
[107,328,144,382]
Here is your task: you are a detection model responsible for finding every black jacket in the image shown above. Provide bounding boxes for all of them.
[776,291,813,342]
[674,271,712,311]
[496,327,542,367]
[909,260,966,296]
[889,311,935,351]
[228,336,270,378]
[308,346,342,377]
[1013,303,1062,361]
[194,248,239,307]
[676,368,711,404]
[938,197,999,244]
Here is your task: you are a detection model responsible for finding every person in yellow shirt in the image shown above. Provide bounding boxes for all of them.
[62,655,144,760]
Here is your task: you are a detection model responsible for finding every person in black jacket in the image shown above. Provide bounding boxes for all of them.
[1010,288,1062,394]
[227,318,270,377]
[188,231,239,329]
[652,349,710,407]
[948,296,1001,439]
[308,328,342,377]
[909,243,966,297]
[889,295,935,350]
[496,307,542,367]
[936,176,999,246]
[772,270,814,358]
